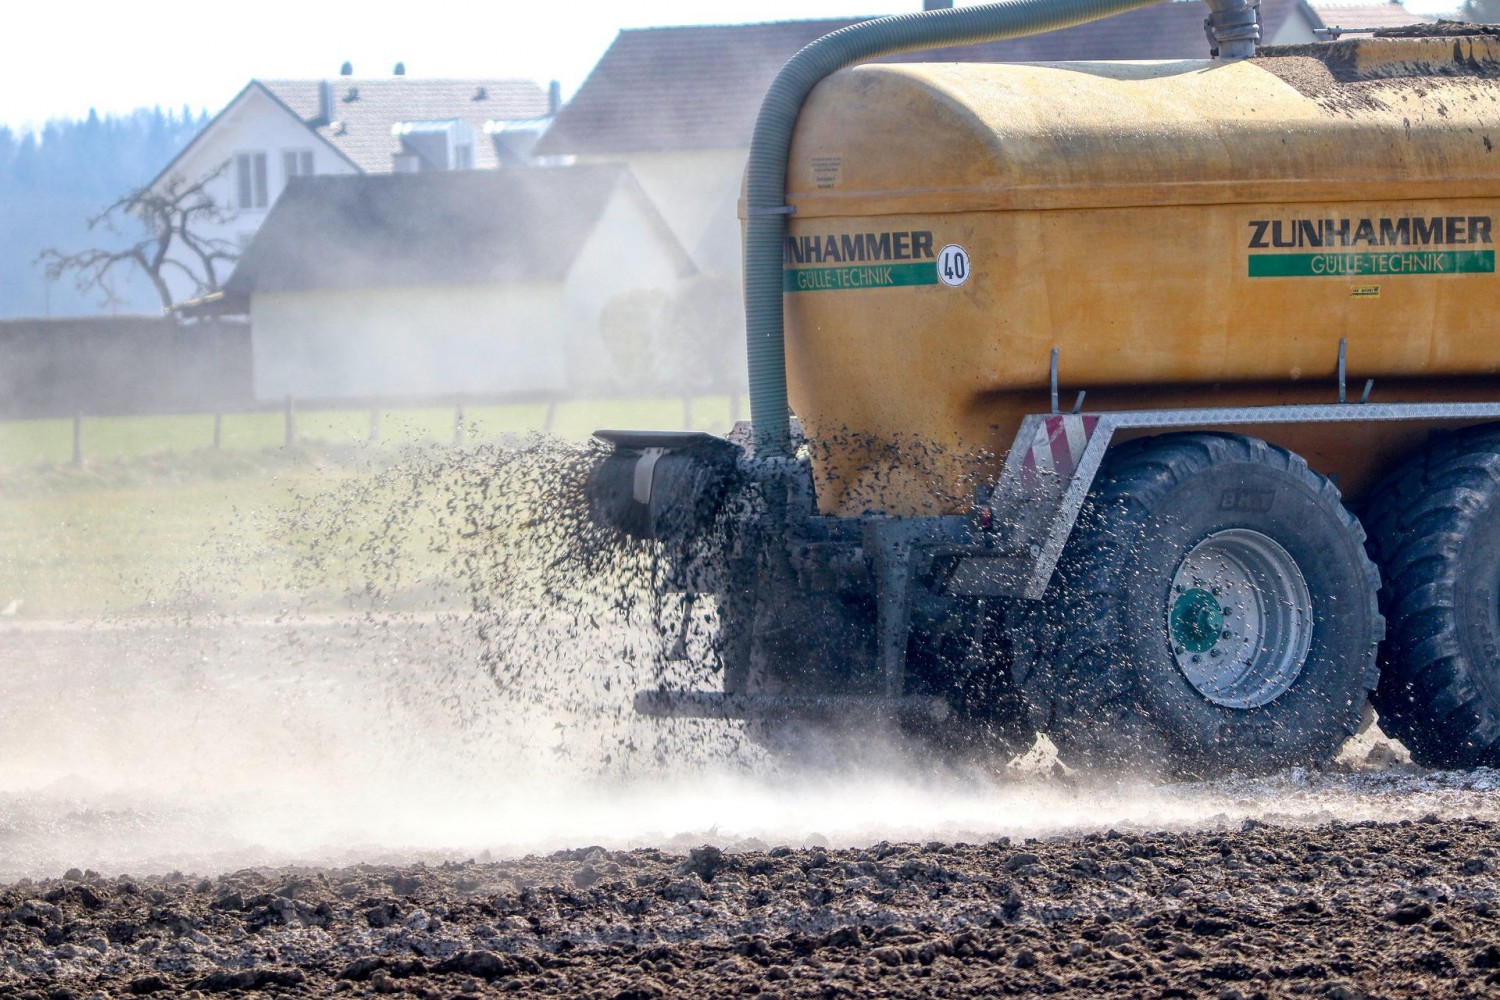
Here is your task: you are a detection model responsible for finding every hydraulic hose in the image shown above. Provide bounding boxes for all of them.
[743,0,1195,457]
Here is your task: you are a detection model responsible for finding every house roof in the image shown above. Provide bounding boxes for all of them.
[536,17,865,155]
[917,0,1318,60]
[224,165,694,298]
[145,80,353,195]
[534,0,1385,156]
[149,77,550,192]
[259,78,550,172]
[1304,0,1436,31]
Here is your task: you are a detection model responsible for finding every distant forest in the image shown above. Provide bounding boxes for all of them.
[0,108,208,319]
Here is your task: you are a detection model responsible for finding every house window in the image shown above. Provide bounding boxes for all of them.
[283,149,314,180]
[235,152,268,209]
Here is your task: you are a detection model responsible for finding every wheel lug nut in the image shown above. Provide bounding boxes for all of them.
[1221,629,1232,639]
[1191,654,1202,663]
[1210,648,1222,658]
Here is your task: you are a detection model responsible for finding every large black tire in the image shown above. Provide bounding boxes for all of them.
[1019,433,1382,777]
[1363,424,1500,767]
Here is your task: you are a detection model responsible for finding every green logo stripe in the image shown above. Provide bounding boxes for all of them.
[1249,250,1495,278]
[783,261,937,292]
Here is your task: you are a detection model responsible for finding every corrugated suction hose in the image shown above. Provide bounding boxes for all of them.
[742,0,1204,458]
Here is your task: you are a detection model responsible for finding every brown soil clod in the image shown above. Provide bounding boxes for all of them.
[1,820,1499,997]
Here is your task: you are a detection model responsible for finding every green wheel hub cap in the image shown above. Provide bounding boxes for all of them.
[1170,588,1224,654]
[1166,528,1314,709]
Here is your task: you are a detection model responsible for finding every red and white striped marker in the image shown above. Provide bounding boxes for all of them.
[1019,415,1099,490]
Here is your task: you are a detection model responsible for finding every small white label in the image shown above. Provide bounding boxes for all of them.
[938,244,970,287]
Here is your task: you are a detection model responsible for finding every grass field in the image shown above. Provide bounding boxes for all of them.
[0,471,312,617]
[0,394,737,618]
[0,394,743,467]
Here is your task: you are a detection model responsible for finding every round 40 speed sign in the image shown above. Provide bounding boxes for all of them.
[938,244,970,287]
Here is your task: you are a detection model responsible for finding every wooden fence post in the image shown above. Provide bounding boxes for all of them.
[453,402,465,447]
[71,412,82,466]
[284,395,296,447]
[368,407,381,444]
[543,399,558,435]
[213,412,223,450]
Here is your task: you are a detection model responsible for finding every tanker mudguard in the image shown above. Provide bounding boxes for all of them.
[587,431,741,543]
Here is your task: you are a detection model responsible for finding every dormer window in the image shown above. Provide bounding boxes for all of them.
[391,120,475,171]
[236,152,268,209]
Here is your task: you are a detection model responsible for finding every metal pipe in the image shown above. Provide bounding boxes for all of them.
[1203,0,1262,58]
[743,0,1169,458]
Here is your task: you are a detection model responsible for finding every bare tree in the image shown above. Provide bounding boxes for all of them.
[36,164,239,313]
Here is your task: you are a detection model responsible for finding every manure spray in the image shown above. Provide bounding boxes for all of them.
[0,440,1495,882]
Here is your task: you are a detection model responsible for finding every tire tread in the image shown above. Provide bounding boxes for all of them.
[1030,432,1381,775]
[1366,424,1500,767]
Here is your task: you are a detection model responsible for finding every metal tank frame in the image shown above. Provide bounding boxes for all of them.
[622,386,1500,724]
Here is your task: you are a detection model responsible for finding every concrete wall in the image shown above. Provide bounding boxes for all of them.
[250,283,574,400]
[0,317,251,418]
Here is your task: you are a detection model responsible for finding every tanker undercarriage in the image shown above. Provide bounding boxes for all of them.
[594,388,1500,776]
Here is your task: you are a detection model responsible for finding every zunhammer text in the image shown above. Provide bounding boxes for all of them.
[784,230,935,265]
[1248,216,1494,249]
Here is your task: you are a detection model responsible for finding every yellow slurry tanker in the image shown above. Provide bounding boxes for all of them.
[590,0,1500,775]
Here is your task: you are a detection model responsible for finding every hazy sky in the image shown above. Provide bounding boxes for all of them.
[1,0,912,131]
[3,0,1464,132]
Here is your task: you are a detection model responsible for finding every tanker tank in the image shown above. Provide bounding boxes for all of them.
[594,15,1500,778]
[778,34,1500,513]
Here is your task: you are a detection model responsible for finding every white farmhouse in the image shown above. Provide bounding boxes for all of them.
[148,75,552,305]
[220,166,694,401]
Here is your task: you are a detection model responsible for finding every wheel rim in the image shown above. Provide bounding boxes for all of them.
[1166,528,1313,709]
